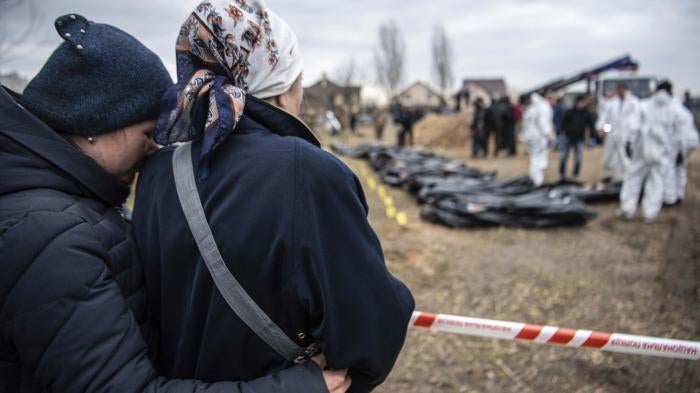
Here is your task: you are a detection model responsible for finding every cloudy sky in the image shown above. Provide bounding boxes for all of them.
[2,0,699,101]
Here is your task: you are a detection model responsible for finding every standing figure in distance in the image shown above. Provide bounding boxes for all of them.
[559,95,595,180]
[470,97,487,158]
[596,83,642,182]
[519,92,554,186]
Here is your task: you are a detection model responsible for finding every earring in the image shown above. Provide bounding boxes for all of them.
[87,137,95,144]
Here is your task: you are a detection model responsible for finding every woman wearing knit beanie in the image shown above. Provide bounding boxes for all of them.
[132,2,415,392]
[0,12,346,393]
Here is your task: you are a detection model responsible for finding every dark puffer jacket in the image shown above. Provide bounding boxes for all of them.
[133,96,415,393]
[0,87,327,393]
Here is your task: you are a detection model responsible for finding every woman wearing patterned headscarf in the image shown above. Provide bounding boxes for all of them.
[155,0,306,180]
[132,1,415,393]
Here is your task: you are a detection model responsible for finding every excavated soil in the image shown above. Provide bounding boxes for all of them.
[413,111,472,148]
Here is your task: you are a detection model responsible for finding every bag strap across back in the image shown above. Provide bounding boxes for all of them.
[171,141,308,362]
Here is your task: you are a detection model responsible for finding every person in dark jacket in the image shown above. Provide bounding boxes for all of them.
[132,2,415,393]
[683,90,693,111]
[483,100,501,157]
[471,97,487,158]
[492,96,516,157]
[0,13,342,393]
[559,95,595,180]
[395,105,421,147]
[552,97,566,151]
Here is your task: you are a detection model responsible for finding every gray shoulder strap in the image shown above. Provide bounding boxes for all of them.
[171,142,305,361]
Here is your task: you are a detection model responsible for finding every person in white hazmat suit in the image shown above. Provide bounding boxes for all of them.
[325,109,342,135]
[663,103,699,205]
[519,93,554,186]
[619,81,690,221]
[596,83,642,182]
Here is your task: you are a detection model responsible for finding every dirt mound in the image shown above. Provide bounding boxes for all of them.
[414,110,472,148]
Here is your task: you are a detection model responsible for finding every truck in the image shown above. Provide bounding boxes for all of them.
[593,75,662,122]
[595,74,660,101]
[525,55,664,109]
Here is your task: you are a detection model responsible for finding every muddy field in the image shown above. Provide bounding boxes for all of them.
[324,124,700,393]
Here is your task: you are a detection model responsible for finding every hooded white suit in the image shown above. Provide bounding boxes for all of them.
[596,91,642,181]
[620,91,683,220]
[519,93,553,186]
[663,105,699,203]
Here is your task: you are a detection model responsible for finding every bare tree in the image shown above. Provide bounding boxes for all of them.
[335,57,369,111]
[334,58,361,87]
[431,24,453,100]
[374,21,405,101]
[331,58,367,130]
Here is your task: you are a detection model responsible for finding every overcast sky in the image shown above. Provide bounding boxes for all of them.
[2,0,699,101]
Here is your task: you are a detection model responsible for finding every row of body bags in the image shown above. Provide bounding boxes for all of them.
[332,144,621,229]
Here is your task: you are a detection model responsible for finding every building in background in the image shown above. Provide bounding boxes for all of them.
[0,72,29,93]
[456,78,508,109]
[302,74,361,130]
[395,81,447,112]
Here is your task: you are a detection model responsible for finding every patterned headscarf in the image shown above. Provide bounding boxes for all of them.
[155,0,303,180]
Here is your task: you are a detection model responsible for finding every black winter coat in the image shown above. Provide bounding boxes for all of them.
[132,96,415,393]
[561,107,595,141]
[0,87,327,393]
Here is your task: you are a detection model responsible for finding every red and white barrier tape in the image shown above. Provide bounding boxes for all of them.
[410,311,700,360]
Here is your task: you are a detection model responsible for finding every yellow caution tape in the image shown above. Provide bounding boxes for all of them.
[367,178,377,190]
[383,196,394,207]
[356,165,408,228]
[396,212,408,226]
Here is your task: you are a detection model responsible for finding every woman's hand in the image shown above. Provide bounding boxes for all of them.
[322,369,351,393]
[312,354,352,393]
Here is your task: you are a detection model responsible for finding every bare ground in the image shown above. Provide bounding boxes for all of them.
[324,125,700,393]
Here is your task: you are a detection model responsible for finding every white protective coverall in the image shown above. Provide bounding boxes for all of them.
[519,93,553,186]
[663,106,699,203]
[596,91,642,181]
[620,91,682,220]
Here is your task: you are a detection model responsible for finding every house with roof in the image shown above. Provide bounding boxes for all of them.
[302,74,361,128]
[456,78,508,108]
[394,81,446,112]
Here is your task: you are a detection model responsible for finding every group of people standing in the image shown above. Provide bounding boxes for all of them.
[516,82,699,222]
[470,96,519,158]
[617,82,698,221]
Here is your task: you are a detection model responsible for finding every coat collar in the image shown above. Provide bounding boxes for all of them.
[0,86,130,206]
[241,95,320,147]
